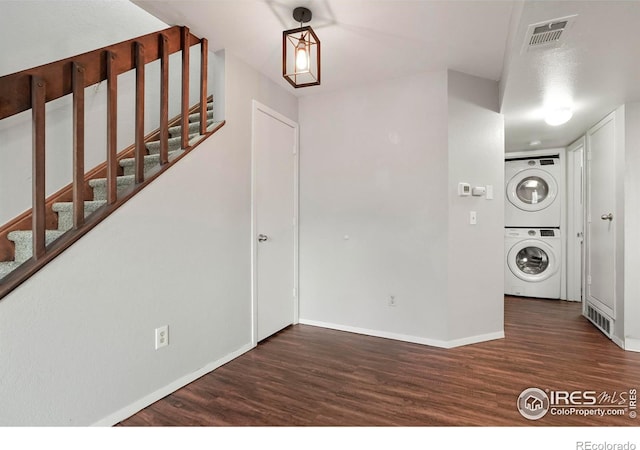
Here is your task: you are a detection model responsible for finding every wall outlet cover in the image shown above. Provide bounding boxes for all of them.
[155,325,169,350]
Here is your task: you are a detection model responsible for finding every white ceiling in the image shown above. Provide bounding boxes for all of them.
[501,1,640,151]
[133,0,640,152]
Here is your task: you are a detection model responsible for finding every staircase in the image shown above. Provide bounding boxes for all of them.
[0,100,219,280]
[0,26,225,300]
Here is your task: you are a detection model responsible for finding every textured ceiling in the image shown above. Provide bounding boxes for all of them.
[500,1,640,151]
[133,0,640,152]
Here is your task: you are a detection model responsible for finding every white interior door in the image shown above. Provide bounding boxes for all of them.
[252,101,298,343]
[586,114,616,315]
[566,138,584,302]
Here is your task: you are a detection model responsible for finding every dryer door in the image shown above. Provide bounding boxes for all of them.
[506,168,558,212]
[507,239,559,283]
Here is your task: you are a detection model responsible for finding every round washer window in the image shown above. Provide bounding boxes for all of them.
[515,247,549,275]
[516,176,549,204]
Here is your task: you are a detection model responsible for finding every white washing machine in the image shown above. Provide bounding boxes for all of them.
[505,156,561,228]
[505,228,561,299]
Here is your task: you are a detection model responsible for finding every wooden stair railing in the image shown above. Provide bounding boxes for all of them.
[0,26,225,300]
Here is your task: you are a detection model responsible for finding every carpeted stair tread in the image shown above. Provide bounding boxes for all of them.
[119,151,182,176]
[168,119,214,138]
[205,121,223,132]
[0,261,21,280]
[52,200,107,231]
[89,175,135,201]
[145,135,197,154]
[188,110,214,123]
[8,230,66,263]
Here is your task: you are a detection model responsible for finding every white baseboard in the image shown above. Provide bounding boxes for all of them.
[446,330,505,348]
[91,342,253,426]
[624,337,640,352]
[612,334,626,350]
[298,319,504,349]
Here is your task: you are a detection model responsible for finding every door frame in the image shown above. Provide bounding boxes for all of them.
[584,110,617,319]
[250,100,299,347]
[566,137,585,302]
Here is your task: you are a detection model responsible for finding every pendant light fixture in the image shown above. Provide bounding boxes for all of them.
[283,7,320,88]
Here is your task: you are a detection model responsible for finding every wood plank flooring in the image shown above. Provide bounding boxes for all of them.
[119,296,640,426]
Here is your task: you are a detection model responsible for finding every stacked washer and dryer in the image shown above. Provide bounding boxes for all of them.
[505,156,563,299]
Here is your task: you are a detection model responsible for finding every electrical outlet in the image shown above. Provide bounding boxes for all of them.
[389,295,397,307]
[155,325,169,350]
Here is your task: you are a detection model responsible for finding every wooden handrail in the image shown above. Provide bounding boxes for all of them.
[0,25,224,301]
[0,26,200,121]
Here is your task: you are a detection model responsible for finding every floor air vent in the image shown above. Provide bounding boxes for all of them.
[585,303,611,337]
[521,15,577,53]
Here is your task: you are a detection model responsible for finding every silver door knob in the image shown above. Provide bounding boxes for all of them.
[257,234,268,242]
[601,213,613,221]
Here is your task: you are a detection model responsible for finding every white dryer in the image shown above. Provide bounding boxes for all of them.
[505,156,561,228]
[505,228,561,299]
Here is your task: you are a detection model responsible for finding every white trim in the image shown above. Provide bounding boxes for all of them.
[611,334,625,350]
[91,342,253,426]
[251,100,299,346]
[298,319,504,349]
[559,147,568,300]
[623,337,640,352]
[446,331,506,348]
[505,147,564,159]
[566,137,585,302]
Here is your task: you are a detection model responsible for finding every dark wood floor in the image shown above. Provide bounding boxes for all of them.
[120,296,640,426]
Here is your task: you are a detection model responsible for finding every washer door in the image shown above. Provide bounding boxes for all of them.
[507,239,558,282]
[506,168,558,212]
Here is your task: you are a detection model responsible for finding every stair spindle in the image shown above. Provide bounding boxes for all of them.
[181,26,190,150]
[199,38,208,136]
[31,77,46,260]
[106,51,118,204]
[72,62,86,229]
[159,34,169,165]
[135,42,145,184]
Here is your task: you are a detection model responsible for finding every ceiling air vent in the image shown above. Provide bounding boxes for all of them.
[521,15,577,53]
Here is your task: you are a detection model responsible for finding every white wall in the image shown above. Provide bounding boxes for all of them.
[0,16,297,428]
[298,70,504,346]
[299,72,450,342]
[0,0,212,225]
[624,102,640,349]
[447,71,504,342]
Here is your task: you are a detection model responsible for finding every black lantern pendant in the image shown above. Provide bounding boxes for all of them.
[283,7,320,88]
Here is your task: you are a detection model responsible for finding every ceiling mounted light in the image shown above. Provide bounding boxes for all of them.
[283,7,320,88]
[545,107,573,126]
